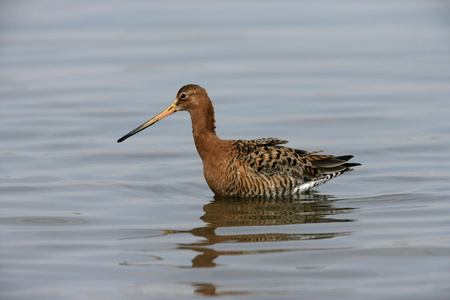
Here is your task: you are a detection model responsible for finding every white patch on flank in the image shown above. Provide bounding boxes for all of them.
[292,171,347,194]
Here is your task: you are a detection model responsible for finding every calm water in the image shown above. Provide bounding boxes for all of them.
[1,1,450,299]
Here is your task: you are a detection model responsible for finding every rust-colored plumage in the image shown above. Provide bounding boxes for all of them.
[118,84,360,197]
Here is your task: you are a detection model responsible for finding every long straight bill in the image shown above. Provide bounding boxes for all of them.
[117,102,178,143]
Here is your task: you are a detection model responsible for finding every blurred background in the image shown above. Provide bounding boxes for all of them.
[1,1,450,299]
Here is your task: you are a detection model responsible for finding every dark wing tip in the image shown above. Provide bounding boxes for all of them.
[336,155,354,161]
[343,162,361,167]
[336,155,361,167]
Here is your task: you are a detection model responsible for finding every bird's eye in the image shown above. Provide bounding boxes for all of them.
[181,93,187,99]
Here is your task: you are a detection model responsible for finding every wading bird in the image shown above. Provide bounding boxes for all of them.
[118,84,360,197]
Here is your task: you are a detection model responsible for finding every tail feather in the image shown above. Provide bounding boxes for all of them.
[336,155,354,161]
[295,154,361,193]
[343,162,361,168]
[309,154,360,174]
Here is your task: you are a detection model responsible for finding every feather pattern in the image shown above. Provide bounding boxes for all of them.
[118,84,360,198]
[215,138,359,197]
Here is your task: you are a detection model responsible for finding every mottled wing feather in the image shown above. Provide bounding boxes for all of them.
[240,144,324,180]
[226,138,360,197]
[243,137,289,146]
[226,139,316,196]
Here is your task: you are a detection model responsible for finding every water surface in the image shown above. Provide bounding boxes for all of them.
[1,1,450,299]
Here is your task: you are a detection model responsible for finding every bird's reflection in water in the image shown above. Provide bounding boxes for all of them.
[190,282,250,297]
[180,193,355,296]
[120,193,354,271]
[204,193,352,227]
[179,193,354,268]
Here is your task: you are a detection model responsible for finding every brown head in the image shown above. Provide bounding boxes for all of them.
[117,84,214,143]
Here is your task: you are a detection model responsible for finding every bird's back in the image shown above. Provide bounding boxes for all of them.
[211,137,359,197]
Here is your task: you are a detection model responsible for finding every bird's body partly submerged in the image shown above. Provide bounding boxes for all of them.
[118,84,360,198]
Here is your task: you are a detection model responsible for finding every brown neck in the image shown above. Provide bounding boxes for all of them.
[189,101,221,161]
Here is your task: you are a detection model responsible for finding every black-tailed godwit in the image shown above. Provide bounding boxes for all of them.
[118,84,360,197]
